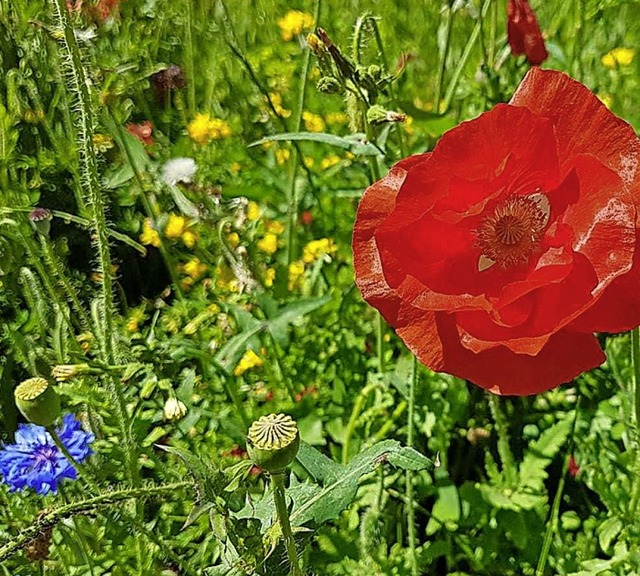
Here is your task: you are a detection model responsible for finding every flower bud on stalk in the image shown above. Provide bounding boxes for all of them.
[14,377,61,427]
[29,208,53,237]
[246,413,300,474]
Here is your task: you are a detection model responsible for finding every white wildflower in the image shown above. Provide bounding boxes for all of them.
[161,157,197,186]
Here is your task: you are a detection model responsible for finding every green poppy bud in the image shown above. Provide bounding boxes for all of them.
[29,208,53,237]
[246,413,300,473]
[14,377,61,427]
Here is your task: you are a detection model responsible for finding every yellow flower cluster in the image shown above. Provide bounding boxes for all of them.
[277,10,314,42]
[140,219,161,247]
[288,260,305,291]
[234,349,263,377]
[320,155,341,170]
[264,267,276,287]
[269,93,291,118]
[257,233,278,254]
[302,238,337,263]
[601,47,635,68]
[187,113,232,145]
[183,257,207,281]
[246,201,261,221]
[126,307,146,334]
[216,264,239,293]
[302,111,325,133]
[165,214,197,247]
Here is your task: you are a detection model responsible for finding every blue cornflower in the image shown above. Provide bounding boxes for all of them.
[0,414,94,495]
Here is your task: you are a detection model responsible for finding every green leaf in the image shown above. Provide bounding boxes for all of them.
[387,446,437,470]
[598,516,623,553]
[249,132,382,156]
[237,440,435,530]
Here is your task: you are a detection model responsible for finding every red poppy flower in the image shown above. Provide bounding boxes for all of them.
[353,68,640,395]
[507,0,549,65]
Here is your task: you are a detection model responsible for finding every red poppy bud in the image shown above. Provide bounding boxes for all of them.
[507,0,549,65]
[126,121,154,146]
[300,211,313,226]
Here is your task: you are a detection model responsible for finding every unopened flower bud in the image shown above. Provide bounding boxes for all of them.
[29,208,53,237]
[164,397,187,421]
[246,413,300,473]
[317,76,341,94]
[51,364,90,382]
[306,33,322,53]
[14,377,61,427]
[366,105,407,125]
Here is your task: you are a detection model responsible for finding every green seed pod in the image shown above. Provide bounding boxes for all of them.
[29,208,53,237]
[14,377,61,427]
[246,413,300,473]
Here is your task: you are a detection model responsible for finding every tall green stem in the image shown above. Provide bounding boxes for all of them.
[489,394,516,487]
[628,328,640,517]
[435,2,454,112]
[271,472,302,576]
[406,356,419,576]
[51,0,116,363]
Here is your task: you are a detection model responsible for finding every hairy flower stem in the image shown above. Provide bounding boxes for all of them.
[0,482,192,562]
[628,327,640,518]
[488,394,517,487]
[406,356,419,576]
[343,382,378,464]
[271,472,302,576]
[48,428,99,493]
[536,400,581,575]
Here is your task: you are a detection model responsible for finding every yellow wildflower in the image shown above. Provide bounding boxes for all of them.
[269,93,291,118]
[216,265,239,292]
[257,233,278,254]
[276,148,291,165]
[304,156,315,168]
[404,115,414,135]
[247,201,261,221]
[233,349,263,377]
[140,219,161,247]
[126,307,146,333]
[230,162,242,174]
[182,230,197,248]
[277,10,314,42]
[302,238,337,264]
[264,268,276,287]
[320,154,341,170]
[92,133,114,152]
[184,258,207,281]
[302,111,325,132]
[227,232,240,247]
[601,47,635,68]
[267,220,285,235]
[288,260,305,291]
[165,213,188,239]
[187,113,232,145]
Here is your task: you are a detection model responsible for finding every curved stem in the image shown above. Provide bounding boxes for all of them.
[271,472,302,576]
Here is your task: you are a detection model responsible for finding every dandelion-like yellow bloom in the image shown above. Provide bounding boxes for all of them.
[601,47,635,68]
[257,233,278,255]
[264,267,276,287]
[277,10,314,42]
[165,213,188,239]
[247,201,261,221]
[269,93,291,118]
[184,257,207,281]
[302,111,325,132]
[234,349,263,377]
[267,220,285,235]
[227,232,240,247]
[276,148,291,165]
[288,260,305,291]
[187,113,232,145]
[302,238,337,264]
[140,219,161,247]
[320,154,341,170]
[182,230,197,248]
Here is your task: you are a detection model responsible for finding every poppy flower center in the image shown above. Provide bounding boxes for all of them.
[476,194,548,268]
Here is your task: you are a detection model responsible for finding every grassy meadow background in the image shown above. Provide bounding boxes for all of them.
[1,0,640,574]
